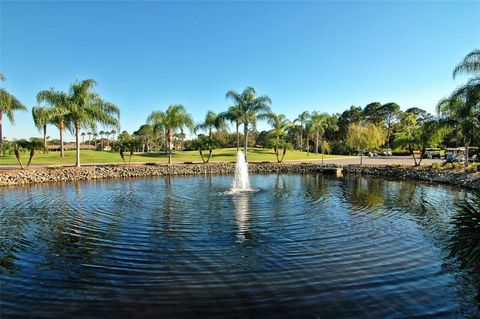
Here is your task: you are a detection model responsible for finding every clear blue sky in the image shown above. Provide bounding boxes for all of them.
[1,1,479,141]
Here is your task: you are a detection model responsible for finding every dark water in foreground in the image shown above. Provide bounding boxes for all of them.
[0,174,478,318]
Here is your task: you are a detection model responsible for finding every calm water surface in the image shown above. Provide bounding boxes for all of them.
[0,174,478,318]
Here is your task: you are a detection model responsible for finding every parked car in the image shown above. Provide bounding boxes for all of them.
[382,149,392,157]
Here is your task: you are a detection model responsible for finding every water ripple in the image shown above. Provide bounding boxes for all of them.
[0,174,478,318]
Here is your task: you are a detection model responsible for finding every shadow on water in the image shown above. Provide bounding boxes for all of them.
[449,190,480,306]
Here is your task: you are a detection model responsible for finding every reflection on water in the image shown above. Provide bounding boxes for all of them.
[233,194,250,242]
[0,174,478,318]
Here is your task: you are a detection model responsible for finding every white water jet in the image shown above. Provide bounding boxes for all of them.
[231,150,251,192]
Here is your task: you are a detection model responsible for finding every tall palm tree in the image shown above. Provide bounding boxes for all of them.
[226,87,271,161]
[438,49,480,167]
[32,106,52,153]
[93,132,98,148]
[219,105,243,152]
[87,132,92,145]
[194,110,226,137]
[294,111,310,151]
[304,121,315,156]
[147,104,193,164]
[310,111,329,155]
[61,79,119,167]
[36,88,71,157]
[0,74,27,155]
[99,130,105,149]
[81,132,86,144]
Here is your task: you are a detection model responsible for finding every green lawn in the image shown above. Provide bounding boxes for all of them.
[0,148,351,166]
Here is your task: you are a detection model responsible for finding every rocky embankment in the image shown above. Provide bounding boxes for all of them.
[342,165,480,190]
[0,163,478,190]
[0,162,340,187]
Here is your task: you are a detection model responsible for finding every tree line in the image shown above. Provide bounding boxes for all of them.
[1,49,479,167]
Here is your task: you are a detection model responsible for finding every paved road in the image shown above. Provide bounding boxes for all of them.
[319,155,443,166]
[0,156,443,171]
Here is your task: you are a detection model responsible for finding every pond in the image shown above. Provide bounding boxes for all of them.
[0,174,478,318]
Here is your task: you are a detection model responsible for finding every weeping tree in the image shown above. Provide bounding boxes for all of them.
[0,73,27,156]
[12,138,45,169]
[226,87,271,161]
[147,104,194,164]
[346,123,386,165]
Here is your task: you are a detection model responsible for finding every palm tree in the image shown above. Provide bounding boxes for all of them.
[93,132,98,148]
[437,96,479,167]
[310,111,329,155]
[304,121,315,156]
[99,130,105,150]
[60,79,119,167]
[0,74,27,155]
[267,113,292,162]
[194,110,227,137]
[32,106,52,153]
[294,111,310,151]
[438,49,480,167]
[36,88,69,157]
[226,87,271,161]
[218,105,243,152]
[110,129,116,148]
[87,132,92,145]
[81,132,86,144]
[147,104,193,164]
[453,49,480,79]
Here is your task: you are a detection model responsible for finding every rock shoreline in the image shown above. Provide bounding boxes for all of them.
[342,165,480,190]
[0,162,340,187]
[0,162,478,190]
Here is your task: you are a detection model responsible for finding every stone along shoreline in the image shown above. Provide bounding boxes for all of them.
[0,162,479,190]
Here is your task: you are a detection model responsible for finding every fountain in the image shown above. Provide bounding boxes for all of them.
[231,150,251,192]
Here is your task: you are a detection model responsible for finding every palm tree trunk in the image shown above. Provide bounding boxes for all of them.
[59,121,65,157]
[26,149,35,168]
[315,132,319,154]
[75,122,81,167]
[465,140,470,167]
[300,128,303,151]
[243,123,248,161]
[167,130,172,164]
[306,135,309,157]
[0,112,3,156]
[43,124,47,154]
[14,149,24,169]
[236,121,240,152]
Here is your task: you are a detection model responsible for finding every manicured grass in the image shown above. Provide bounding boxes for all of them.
[0,148,351,166]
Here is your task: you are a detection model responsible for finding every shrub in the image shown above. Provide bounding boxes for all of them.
[431,162,442,170]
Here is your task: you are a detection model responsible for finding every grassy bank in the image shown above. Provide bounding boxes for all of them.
[0,148,351,166]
